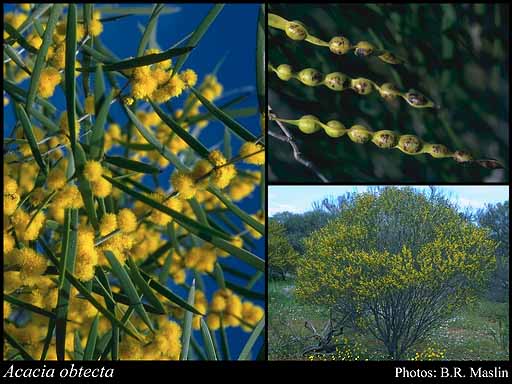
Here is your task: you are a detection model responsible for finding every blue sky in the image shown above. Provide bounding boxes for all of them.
[269,186,509,216]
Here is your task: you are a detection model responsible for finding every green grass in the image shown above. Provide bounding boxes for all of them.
[269,279,509,361]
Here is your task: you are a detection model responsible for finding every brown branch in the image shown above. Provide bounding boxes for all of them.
[268,105,329,183]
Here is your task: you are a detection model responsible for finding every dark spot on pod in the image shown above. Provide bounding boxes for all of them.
[355,48,370,56]
[285,21,307,41]
[298,68,324,86]
[348,125,373,144]
[324,72,348,91]
[427,144,450,158]
[378,52,402,64]
[354,41,374,57]
[372,131,397,149]
[474,159,504,169]
[329,36,351,55]
[351,78,373,95]
[453,150,473,163]
[398,135,422,154]
[405,90,428,106]
[379,83,399,101]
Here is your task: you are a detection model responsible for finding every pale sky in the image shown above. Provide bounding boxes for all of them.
[268,186,509,216]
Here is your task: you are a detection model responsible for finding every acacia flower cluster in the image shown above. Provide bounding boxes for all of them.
[3,3,265,361]
[128,51,198,104]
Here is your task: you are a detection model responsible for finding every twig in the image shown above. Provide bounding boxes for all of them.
[268,105,329,182]
[268,130,287,142]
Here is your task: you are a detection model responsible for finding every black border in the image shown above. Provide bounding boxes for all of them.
[0,1,510,380]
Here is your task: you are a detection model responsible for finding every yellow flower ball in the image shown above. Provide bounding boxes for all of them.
[91,177,112,198]
[89,19,103,37]
[38,67,61,98]
[4,231,15,254]
[211,164,236,189]
[83,160,103,182]
[239,142,265,165]
[49,43,66,70]
[99,213,118,236]
[151,68,171,85]
[210,294,227,312]
[117,208,137,233]
[11,247,48,280]
[27,33,42,49]
[206,313,221,330]
[241,301,264,331]
[4,176,18,195]
[108,123,122,140]
[180,69,198,87]
[191,159,213,189]
[47,167,67,190]
[170,171,197,200]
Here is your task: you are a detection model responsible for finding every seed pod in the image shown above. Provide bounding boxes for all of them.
[285,20,308,41]
[269,63,435,109]
[371,130,397,149]
[351,78,373,95]
[423,143,451,158]
[298,68,324,86]
[329,36,351,55]
[453,150,473,163]
[354,41,374,57]
[473,159,504,169]
[324,120,346,138]
[276,115,498,170]
[269,14,400,65]
[404,89,434,108]
[276,64,293,81]
[348,125,373,144]
[324,72,350,91]
[378,51,402,65]
[297,115,321,134]
[378,83,400,101]
[398,134,422,154]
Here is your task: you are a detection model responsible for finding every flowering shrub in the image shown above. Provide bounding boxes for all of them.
[296,187,497,359]
[3,4,265,360]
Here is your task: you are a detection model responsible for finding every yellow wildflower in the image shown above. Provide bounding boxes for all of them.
[117,208,137,233]
[83,160,103,182]
[180,69,198,87]
[99,213,118,236]
[239,142,265,165]
[38,67,61,98]
[171,171,197,199]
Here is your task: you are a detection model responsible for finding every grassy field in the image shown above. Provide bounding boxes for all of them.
[269,280,509,361]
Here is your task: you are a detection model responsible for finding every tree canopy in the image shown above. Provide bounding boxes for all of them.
[295,187,497,359]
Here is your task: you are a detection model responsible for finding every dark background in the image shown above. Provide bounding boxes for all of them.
[268,3,509,183]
